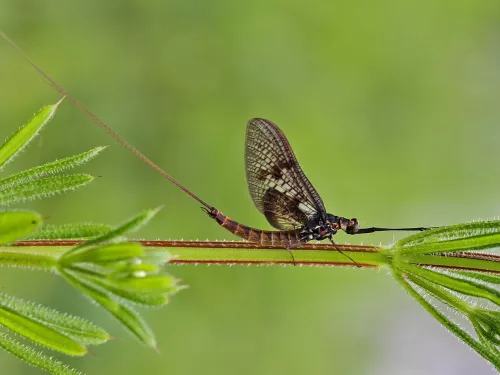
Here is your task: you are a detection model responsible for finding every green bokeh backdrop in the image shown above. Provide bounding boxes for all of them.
[1,1,500,374]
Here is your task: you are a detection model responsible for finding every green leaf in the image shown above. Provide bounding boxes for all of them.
[109,273,177,293]
[0,293,109,346]
[471,319,500,359]
[402,269,500,367]
[61,269,157,348]
[0,101,61,169]
[68,270,171,307]
[0,174,94,206]
[454,270,500,285]
[142,248,173,266]
[395,220,500,255]
[0,146,105,190]
[0,304,87,356]
[472,308,500,346]
[401,253,500,274]
[110,262,160,276]
[394,270,500,370]
[0,333,81,375]
[61,242,144,265]
[28,223,112,240]
[66,207,161,255]
[400,263,500,308]
[0,210,41,245]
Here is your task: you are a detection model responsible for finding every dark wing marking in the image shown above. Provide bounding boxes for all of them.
[245,118,326,230]
[262,188,309,229]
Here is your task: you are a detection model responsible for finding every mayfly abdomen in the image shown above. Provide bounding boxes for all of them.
[209,208,302,246]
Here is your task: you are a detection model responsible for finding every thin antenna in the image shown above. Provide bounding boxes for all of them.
[0,30,213,210]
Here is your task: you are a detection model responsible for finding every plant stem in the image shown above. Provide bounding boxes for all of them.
[6,240,500,272]
[10,240,384,267]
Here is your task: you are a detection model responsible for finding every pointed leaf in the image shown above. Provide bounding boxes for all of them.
[66,207,160,255]
[396,220,500,255]
[0,333,81,375]
[401,263,500,308]
[0,146,105,190]
[63,261,177,307]
[70,271,171,307]
[0,174,93,206]
[0,293,109,346]
[61,242,144,265]
[0,304,87,356]
[394,270,500,369]
[0,102,60,169]
[472,308,500,345]
[109,273,177,294]
[28,223,112,240]
[454,270,500,285]
[61,269,157,347]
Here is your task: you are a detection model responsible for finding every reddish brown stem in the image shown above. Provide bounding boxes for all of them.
[12,240,381,267]
[12,240,379,252]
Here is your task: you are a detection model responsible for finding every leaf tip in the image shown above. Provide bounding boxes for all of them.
[152,341,161,354]
[55,96,66,108]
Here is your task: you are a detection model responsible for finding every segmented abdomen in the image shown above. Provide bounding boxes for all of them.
[209,208,302,246]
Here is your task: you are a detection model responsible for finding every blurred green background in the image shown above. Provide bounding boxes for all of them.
[1,0,500,374]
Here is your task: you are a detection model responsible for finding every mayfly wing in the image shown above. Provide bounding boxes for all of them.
[245,118,326,230]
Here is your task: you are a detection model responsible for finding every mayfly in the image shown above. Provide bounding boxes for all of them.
[207,118,430,251]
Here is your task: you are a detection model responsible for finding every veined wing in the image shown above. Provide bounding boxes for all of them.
[245,118,326,230]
